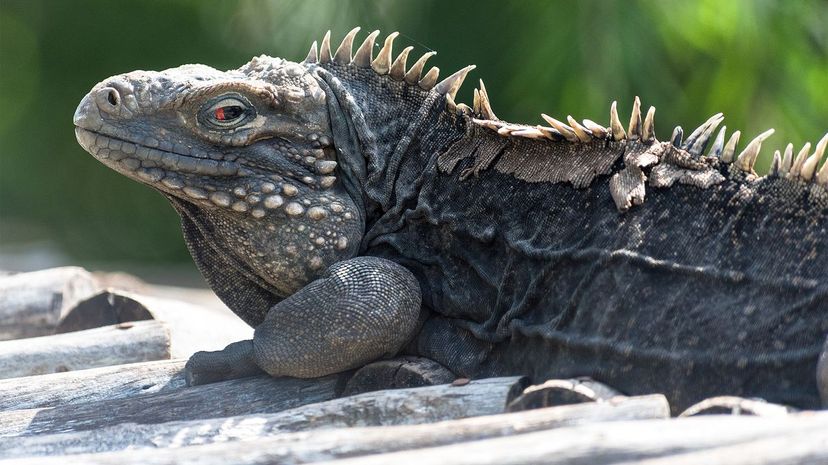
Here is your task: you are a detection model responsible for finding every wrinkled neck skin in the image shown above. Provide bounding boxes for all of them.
[171,181,361,300]
[310,63,461,247]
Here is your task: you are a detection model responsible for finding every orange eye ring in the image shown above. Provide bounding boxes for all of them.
[200,94,254,129]
[214,105,244,121]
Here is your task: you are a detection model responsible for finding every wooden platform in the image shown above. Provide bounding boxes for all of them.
[0,267,824,464]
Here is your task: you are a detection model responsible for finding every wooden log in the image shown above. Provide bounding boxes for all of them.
[0,359,187,411]
[0,267,99,340]
[307,412,828,465]
[613,428,827,465]
[4,401,825,465]
[57,290,253,359]
[0,376,537,457]
[0,372,348,437]
[0,320,170,380]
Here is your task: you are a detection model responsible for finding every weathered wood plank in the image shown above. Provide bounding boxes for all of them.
[0,359,187,411]
[0,372,348,437]
[0,267,99,340]
[0,376,536,457]
[121,291,252,358]
[4,402,825,465]
[309,412,828,465]
[613,429,827,465]
[57,290,253,359]
[0,320,170,380]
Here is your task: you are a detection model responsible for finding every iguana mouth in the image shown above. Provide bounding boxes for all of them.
[75,127,241,177]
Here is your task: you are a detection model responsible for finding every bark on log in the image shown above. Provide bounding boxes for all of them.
[0,359,187,411]
[0,320,170,380]
[0,267,99,340]
[0,376,537,457]
[4,400,825,465]
[0,372,348,437]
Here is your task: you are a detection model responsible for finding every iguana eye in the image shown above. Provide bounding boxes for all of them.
[201,95,254,129]
[214,105,244,122]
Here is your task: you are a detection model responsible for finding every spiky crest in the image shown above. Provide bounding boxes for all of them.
[304,29,828,205]
[314,29,476,98]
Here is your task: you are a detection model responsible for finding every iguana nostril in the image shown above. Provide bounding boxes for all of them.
[95,87,121,114]
[107,89,118,106]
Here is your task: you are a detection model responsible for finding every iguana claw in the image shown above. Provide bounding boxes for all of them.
[184,340,264,386]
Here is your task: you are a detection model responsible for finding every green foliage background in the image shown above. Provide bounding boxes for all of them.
[0,0,826,274]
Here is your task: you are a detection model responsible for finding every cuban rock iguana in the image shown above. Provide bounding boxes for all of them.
[73,28,828,412]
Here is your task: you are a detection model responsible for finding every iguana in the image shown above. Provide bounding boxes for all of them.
[73,28,828,413]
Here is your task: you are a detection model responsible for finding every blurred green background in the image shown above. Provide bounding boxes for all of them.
[1,0,826,283]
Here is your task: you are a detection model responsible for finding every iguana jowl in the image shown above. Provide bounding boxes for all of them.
[74,28,828,412]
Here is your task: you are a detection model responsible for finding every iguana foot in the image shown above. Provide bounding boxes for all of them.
[253,256,422,379]
[342,356,455,396]
[185,340,266,386]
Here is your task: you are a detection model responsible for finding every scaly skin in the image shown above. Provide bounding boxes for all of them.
[74,28,828,412]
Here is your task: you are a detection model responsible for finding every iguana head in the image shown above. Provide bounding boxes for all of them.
[73,58,336,211]
[74,28,473,299]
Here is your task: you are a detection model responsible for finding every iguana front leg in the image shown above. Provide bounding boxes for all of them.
[185,256,422,384]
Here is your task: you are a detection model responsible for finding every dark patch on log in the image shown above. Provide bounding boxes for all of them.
[506,378,622,412]
[342,356,456,396]
[56,292,153,334]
